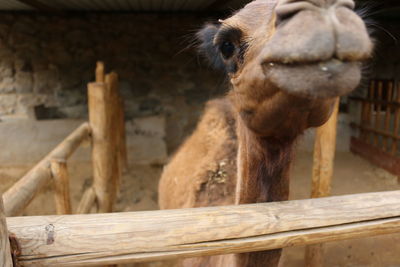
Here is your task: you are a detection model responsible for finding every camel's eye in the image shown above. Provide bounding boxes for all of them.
[220,41,235,59]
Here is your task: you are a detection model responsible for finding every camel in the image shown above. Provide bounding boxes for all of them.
[158,0,373,266]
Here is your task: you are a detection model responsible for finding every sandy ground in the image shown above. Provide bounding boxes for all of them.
[1,151,400,267]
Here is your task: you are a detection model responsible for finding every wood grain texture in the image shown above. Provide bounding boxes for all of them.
[392,83,400,154]
[0,196,12,267]
[306,98,339,267]
[3,123,91,217]
[310,98,339,198]
[76,187,96,214]
[6,191,400,266]
[96,61,105,83]
[51,160,72,215]
[88,79,119,213]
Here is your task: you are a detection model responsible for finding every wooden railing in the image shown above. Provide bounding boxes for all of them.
[350,79,400,176]
[1,61,127,217]
[4,191,400,266]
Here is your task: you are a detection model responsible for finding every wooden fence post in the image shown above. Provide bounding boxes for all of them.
[51,160,72,215]
[77,187,96,214]
[0,195,12,267]
[118,97,128,171]
[88,62,119,213]
[305,98,340,267]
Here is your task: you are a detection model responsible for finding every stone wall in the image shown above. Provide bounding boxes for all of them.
[0,13,226,152]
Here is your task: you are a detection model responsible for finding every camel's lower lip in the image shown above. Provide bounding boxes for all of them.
[263,59,363,99]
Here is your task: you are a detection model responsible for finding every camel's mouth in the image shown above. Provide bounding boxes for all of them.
[263,58,363,99]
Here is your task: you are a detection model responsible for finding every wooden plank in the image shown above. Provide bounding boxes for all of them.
[15,0,56,11]
[392,82,400,154]
[366,80,375,143]
[7,191,400,266]
[96,61,105,83]
[3,123,91,217]
[383,81,394,150]
[350,97,400,108]
[305,98,339,267]
[76,187,96,214]
[0,195,12,267]
[351,137,400,176]
[118,96,128,171]
[350,123,400,141]
[373,81,383,146]
[360,98,368,141]
[50,160,72,215]
[310,98,339,198]
[88,79,119,213]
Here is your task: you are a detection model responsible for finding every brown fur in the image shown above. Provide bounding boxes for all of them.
[159,0,372,266]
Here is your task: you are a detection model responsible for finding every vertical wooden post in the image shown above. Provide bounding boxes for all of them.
[373,81,383,146]
[51,159,72,215]
[305,98,340,267]
[366,81,375,143]
[392,82,400,155]
[118,97,128,171]
[96,61,105,83]
[383,81,393,151]
[88,62,119,213]
[0,196,12,267]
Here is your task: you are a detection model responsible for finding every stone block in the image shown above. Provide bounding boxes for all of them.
[33,68,60,94]
[0,94,17,115]
[0,58,13,78]
[0,77,15,93]
[15,71,33,93]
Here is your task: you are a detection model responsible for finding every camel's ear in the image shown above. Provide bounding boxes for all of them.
[196,23,225,71]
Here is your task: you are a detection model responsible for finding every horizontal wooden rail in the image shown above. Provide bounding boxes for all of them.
[350,123,400,141]
[350,96,400,108]
[7,190,400,266]
[3,123,91,217]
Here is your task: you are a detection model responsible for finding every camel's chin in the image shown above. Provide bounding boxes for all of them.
[264,59,362,99]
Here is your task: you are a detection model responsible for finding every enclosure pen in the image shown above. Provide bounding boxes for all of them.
[2,65,400,267]
[350,79,400,176]
[5,191,400,266]
[2,62,127,218]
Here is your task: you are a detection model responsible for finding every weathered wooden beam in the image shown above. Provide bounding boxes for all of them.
[76,187,96,214]
[7,191,400,266]
[88,75,119,213]
[51,160,72,215]
[305,98,339,267]
[0,196,12,267]
[15,0,55,11]
[3,123,91,217]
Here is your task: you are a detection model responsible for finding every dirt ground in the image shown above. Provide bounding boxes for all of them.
[1,150,400,267]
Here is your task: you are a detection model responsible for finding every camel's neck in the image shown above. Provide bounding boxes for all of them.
[235,117,295,205]
[234,117,296,267]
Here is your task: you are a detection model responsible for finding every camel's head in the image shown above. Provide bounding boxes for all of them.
[197,0,373,99]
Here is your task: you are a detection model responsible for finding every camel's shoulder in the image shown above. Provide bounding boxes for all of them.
[197,97,237,140]
[158,97,238,209]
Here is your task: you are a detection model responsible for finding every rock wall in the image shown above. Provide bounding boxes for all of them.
[0,13,226,152]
